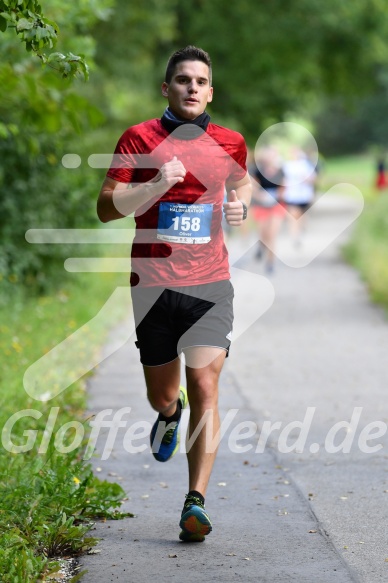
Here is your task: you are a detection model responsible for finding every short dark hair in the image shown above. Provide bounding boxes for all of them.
[165,45,212,85]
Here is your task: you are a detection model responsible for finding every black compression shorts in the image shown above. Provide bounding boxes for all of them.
[286,201,311,213]
[131,280,234,366]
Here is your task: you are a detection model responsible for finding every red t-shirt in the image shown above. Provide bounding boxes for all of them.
[106,118,247,287]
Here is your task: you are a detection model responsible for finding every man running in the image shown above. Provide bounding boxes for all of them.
[97,45,251,542]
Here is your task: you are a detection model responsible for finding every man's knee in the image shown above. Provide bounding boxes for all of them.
[188,376,218,410]
[143,359,181,413]
[147,389,180,413]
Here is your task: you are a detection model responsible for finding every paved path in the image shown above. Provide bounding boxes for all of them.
[80,195,388,582]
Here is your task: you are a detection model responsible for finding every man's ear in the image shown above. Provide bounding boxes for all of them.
[207,86,214,103]
[161,82,169,97]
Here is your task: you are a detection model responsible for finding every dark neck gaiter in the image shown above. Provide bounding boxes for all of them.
[160,107,210,140]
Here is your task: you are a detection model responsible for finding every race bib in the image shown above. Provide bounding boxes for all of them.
[157,202,213,244]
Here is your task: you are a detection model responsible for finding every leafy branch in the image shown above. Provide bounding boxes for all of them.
[0,0,89,79]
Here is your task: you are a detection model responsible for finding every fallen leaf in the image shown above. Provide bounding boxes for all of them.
[168,554,178,558]
[225,552,237,556]
[243,460,249,465]
[308,530,317,533]
[47,573,65,581]
[141,494,149,499]
[217,482,227,487]
[159,482,168,488]
[340,496,348,500]
[244,557,250,560]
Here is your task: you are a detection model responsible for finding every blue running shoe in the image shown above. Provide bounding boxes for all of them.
[150,386,188,462]
[179,494,212,542]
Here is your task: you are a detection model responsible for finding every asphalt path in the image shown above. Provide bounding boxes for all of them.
[79,194,388,582]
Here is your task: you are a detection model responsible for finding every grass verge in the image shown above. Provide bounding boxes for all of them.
[0,263,133,582]
[344,193,388,311]
[319,152,388,311]
[318,152,376,200]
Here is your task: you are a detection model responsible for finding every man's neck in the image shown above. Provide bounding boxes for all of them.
[167,107,204,122]
[160,107,211,139]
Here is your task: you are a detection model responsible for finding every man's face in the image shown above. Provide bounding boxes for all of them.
[162,60,213,120]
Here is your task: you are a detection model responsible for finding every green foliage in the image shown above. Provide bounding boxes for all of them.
[314,92,388,156]
[0,270,130,581]
[344,194,388,310]
[0,0,92,79]
[0,1,112,293]
[0,547,55,583]
[157,0,388,144]
[0,456,132,580]
[91,0,178,123]
[87,1,388,151]
[0,131,107,295]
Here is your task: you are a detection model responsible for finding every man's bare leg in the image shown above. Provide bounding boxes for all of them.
[261,214,284,272]
[144,358,188,462]
[143,347,225,488]
[184,346,226,497]
[175,346,226,541]
[143,358,181,416]
[287,204,304,245]
[144,347,227,541]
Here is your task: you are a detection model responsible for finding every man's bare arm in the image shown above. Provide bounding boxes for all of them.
[97,156,186,223]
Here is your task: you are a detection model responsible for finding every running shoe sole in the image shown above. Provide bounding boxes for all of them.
[179,505,212,542]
